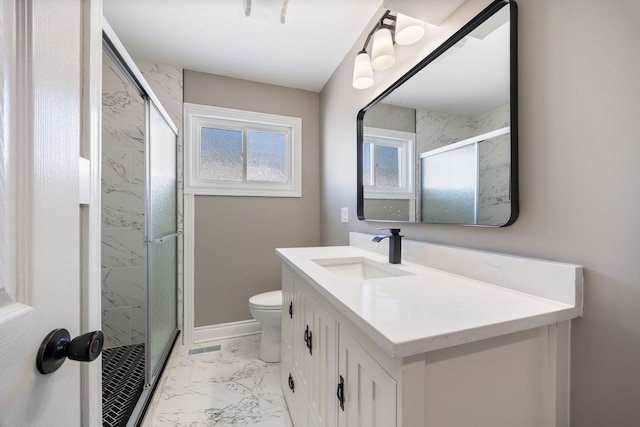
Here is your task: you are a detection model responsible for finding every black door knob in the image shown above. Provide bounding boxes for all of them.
[36,328,104,374]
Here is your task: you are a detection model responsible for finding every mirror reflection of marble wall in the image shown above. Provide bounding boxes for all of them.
[477,130,510,225]
[417,104,510,224]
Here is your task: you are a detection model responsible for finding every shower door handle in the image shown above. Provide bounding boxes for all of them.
[148,232,179,244]
[36,328,104,374]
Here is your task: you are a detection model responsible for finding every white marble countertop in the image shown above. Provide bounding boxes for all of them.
[276,245,582,358]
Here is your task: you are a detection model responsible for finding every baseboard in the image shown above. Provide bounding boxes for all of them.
[193,319,261,343]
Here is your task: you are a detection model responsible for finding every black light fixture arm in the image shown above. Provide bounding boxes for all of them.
[359,11,396,53]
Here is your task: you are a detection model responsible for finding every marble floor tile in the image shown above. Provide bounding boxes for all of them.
[145,334,293,427]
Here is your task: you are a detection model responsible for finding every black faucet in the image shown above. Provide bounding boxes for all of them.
[372,228,402,264]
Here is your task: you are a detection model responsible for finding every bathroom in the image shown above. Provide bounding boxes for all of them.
[0,0,638,426]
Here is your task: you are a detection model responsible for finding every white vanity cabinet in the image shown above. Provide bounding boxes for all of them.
[278,241,583,427]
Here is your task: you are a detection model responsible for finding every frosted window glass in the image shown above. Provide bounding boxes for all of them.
[200,127,243,181]
[149,103,177,238]
[376,145,400,188]
[247,130,286,182]
[421,144,476,223]
[362,143,371,185]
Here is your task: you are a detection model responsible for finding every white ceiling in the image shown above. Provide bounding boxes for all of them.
[103,0,383,92]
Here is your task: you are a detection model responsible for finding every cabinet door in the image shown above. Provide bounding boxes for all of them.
[305,293,338,427]
[283,371,310,427]
[282,266,310,427]
[281,265,295,390]
[338,328,397,427]
[292,276,311,395]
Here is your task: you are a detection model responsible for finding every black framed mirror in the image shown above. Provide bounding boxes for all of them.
[357,0,518,226]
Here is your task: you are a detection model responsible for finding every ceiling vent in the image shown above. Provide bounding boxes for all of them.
[244,0,290,24]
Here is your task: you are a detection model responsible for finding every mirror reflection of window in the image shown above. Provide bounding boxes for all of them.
[363,142,371,185]
[375,145,400,188]
[362,127,415,197]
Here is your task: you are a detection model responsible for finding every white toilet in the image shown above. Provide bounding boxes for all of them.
[249,290,282,363]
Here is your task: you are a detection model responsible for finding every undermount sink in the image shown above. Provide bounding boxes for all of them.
[313,256,414,280]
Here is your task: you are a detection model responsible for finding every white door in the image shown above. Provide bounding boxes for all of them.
[0,0,88,425]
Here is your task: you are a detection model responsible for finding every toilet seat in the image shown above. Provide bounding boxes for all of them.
[249,290,282,310]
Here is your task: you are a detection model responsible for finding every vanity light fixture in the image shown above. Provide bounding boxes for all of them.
[352,10,426,89]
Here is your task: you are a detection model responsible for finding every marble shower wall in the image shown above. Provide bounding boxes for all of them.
[102,51,147,348]
[101,53,184,349]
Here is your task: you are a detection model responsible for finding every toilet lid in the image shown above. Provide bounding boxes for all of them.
[249,290,282,310]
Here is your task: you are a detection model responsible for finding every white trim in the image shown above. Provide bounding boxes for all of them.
[7,0,33,308]
[80,1,103,426]
[0,0,21,310]
[193,319,261,344]
[184,102,302,197]
[182,194,195,344]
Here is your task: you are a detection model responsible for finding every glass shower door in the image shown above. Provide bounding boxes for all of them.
[421,143,478,224]
[146,101,178,385]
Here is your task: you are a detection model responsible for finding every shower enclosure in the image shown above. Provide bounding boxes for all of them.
[101,28,179,427]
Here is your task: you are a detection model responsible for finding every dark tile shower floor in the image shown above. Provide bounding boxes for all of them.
[102,344,146,427]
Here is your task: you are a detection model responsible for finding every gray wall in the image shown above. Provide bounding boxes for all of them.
[320,0,640,425]
[184,71,320,327]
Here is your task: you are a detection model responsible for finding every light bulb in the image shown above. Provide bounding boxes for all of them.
[352,52,374,89]
[371,28,395,70]
[395,13,425,45]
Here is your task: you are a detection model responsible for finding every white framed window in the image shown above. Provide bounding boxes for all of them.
[363,127,415,199]
[184,102,302,197]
